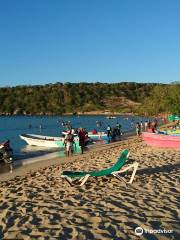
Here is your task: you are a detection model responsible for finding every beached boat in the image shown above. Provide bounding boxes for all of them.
[160,129,180,136]
[20,134,81,149]
[62,131,108,139]
[142,132,180,148]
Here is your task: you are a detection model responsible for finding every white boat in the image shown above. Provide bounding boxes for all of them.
[88,132,107,139]
[106,116,116,119]
[20,134,80,149]
[62,131,107,139]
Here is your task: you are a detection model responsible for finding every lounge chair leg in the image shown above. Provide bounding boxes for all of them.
[79,176,85,182]
[128,162,139,184]
[113,173,127,185]
[61,175,73,185]
[80,174,90,186]
[112,162,139,184]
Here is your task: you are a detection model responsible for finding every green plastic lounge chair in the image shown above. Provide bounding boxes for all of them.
[61,149,138,186]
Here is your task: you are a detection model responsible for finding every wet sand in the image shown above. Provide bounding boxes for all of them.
[0,136,179,239]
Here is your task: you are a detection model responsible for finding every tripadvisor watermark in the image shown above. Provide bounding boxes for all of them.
[135,227,173,236]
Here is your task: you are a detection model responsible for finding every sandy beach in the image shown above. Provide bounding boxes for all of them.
[0,136,179,239]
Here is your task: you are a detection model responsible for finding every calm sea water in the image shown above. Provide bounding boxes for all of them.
[0,115,154,160]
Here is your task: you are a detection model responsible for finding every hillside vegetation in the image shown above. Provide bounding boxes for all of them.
[0,82,179,116]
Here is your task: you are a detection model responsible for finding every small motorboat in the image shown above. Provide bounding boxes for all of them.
[88,131,108,140]
[142,132,180,148]
[20,134,80,149]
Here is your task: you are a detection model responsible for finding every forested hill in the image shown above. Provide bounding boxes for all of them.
[0,82,179,116]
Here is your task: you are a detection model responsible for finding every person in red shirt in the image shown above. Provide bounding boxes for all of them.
[78,128,86,154]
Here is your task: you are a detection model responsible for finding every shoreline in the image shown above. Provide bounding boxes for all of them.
[0,121,171,182]
[0,134,134,182]
[0,112,165,117]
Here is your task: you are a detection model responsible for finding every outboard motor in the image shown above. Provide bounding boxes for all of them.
[0,140,13,173]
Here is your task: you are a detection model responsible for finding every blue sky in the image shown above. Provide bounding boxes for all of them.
[0,0,180,86]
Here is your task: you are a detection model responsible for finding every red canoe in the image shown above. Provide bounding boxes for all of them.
[141,132,180,149]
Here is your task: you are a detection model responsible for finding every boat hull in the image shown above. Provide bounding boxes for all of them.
[20,134,81,150]
[160,129,180,136]
[142,132,180,148]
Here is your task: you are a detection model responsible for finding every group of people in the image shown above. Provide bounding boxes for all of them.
[63,128,87,157]
[136,119,158,136]
[106,123,122,142]
[64,122,123,156]
[64,119,160,154]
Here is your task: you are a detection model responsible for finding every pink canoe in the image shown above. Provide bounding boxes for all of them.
[142,132,180,149]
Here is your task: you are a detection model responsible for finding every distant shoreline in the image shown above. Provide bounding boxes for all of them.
[0,112,167,118]
[0,111,135,116]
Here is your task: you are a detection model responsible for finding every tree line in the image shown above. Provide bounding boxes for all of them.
[0,82,179,116]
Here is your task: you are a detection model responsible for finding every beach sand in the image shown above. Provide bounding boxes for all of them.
[0,136,179,239]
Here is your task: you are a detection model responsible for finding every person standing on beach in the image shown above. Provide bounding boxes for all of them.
[106,125,112,143]
[140,121,143,131]
[151,119,158,133]
[64,130,74,157]
[106,125,111,136]
[147,120,151,130]
[136,122,141,136]
[154,118,158,130]
[78,128,86,154]
[71,128,75,135]
[116,122,122,136]
[144,121,148,131]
